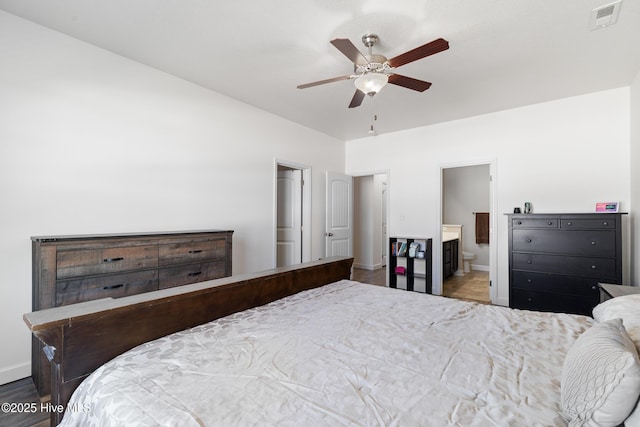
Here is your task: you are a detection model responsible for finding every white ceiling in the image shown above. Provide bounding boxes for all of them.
[1,0,639,141]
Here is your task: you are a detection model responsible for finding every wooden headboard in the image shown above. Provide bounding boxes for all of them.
[24,256,353,425]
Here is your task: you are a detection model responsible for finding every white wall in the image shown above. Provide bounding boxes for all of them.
[0,12,345,384]
[346,88,631,305]
[631,70,640,285]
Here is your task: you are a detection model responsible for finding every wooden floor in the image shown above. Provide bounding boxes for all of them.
[0,377,49,427]
[352,267,490,304]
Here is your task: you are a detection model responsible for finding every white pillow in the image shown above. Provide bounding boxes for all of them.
[561,319,640,426]
[593,294,640,350]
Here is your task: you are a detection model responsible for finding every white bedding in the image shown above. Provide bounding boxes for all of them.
[60,280,593,426]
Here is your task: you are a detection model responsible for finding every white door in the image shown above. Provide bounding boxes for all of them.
[325,171,353,257]
[277,169,302,266]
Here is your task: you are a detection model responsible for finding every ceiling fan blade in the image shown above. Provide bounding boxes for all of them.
[388,74,432,92]
[330,38,369,66]
[348,90,365,108]
[388,38,449,68]
[297,75,352,89]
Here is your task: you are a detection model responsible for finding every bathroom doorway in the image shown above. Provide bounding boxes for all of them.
[440,162,495,303]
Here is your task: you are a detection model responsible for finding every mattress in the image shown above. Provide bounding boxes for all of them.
[59,280,592,426]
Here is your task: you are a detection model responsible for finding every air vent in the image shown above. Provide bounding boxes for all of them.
[590,1,622,29]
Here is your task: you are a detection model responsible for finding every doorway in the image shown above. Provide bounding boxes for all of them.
[274,161,311,268]
[351,173,388,286]
[440,162,496,303]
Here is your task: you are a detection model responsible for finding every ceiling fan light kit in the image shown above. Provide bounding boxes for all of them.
[355,72,388,96]
[297,33,449,110]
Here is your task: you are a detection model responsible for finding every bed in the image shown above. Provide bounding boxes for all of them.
[24,257,640,426]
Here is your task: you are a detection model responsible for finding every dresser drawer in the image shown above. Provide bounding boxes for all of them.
[159,239,226,266]
[512,218,558,229]
[512,229,616,257]
[512,253,616,279]
[511,271,600,297]
[510,289,597,315]
[56,270,158,306]
[158,261,227,289]
[56,245,158,279]
[560,218,616,230]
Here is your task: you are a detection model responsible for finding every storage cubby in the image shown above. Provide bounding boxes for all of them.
[389,237,432,293]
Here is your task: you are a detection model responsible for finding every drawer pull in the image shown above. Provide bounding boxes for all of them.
[591,265,597,269]
[547,221,553,226]
[188,250,203,254]
[592,285,597,290]
[103,284,125,290]
[567,221,572,226]
[603,221,609,226]
[527,239,532,243]
[527,279,532,283]
[516,221,522,225]
[103,257,124,263]
[527,260,532,264]
[188,271,202,277]
[591,241,596,245]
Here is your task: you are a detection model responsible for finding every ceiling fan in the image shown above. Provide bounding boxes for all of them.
[297,34,449,108]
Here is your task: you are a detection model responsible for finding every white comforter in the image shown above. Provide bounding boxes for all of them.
[60,280,592,427]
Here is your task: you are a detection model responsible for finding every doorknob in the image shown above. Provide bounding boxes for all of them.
[325,232,334,237]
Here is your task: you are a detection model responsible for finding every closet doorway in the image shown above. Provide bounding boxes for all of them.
[440,162,496,303]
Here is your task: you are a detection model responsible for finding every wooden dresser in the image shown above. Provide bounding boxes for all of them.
[31,230,233,396]
[508,213,623,316]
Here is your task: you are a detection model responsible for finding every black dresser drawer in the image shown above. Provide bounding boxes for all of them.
[511,289,597,316]
[512,218,558,229]
[511,271,600,297]
[560,218,616,229]
[512,229,616,257]
[512,253,616,279]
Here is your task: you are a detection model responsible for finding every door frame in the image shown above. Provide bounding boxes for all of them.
[273,159,312,268]
[438,159,497,302]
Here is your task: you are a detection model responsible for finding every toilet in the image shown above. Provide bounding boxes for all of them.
[462,251,475,273]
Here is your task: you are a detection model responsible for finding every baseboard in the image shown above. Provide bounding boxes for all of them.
[471,264,490,272]
[0,362,30,386]
[353,262,384,271]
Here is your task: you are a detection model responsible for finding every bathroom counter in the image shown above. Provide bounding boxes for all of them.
[443,232,459,243]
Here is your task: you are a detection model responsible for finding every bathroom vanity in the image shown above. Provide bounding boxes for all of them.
[442,234,459,278]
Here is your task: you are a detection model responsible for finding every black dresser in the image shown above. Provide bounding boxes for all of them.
[508,213,624,315]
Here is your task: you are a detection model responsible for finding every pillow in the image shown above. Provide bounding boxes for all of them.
[561,319,640,426]
[593,294,640,350]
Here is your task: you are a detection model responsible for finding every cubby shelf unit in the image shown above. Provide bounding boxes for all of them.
[388,237,433,293]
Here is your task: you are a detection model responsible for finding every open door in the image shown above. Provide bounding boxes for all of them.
[276,168,302,266]
[325,172,353,257]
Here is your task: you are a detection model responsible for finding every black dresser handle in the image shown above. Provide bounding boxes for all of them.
[103,257,124,263]
[591,241,597,245]
[603,222,609,226]
[567,222,573,226]
[591,265,597,269]
[188,272,202,277]
[527,239,532,243]
[189,250,203,254]
[547,221,553,226]
[103,284,124,290]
